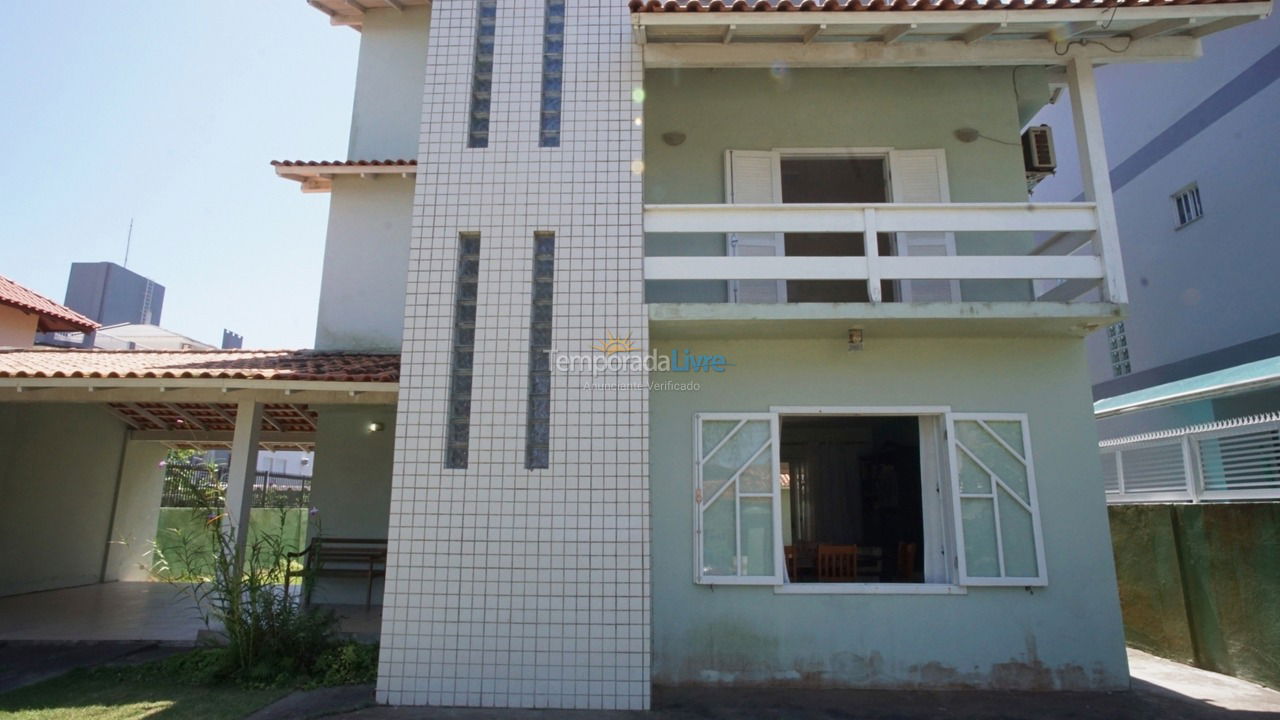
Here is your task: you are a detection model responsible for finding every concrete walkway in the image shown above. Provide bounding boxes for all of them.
[319,649,1280,720]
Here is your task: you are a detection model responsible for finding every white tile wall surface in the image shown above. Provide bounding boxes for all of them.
[378,0,650,710]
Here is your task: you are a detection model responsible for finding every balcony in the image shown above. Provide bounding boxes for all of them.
[644,201,1125,339]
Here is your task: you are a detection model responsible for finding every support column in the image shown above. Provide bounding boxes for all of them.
[1067,55,1128,305]
[224,400,263,567]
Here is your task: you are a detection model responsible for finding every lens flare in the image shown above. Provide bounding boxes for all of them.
[630,159,645,175]
[632,87,646,103]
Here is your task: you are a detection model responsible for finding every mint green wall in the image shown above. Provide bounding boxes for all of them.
[103,441,168,582]
[0,404,128,597]
[153,507,309,581]
[308,404,395,604]
[348,6,431,160]
[643,67,1046,303]
[315,176,414,351]
[648,335,1128,688]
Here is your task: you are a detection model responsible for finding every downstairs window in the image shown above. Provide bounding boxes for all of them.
[693,410,1046,588]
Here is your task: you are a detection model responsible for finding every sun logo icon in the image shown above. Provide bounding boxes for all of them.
[592,331,636,356]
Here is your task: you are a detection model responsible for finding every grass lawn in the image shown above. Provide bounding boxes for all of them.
[0,669,288,720]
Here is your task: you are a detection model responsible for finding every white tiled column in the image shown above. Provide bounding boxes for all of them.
[378,0,650,710]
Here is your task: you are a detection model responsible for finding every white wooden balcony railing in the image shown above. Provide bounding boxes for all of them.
[643,202,1125,304]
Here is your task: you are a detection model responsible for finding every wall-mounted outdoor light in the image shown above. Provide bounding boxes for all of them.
[367,421,385,433]
[661,131,686,147]
[848,328,864,352]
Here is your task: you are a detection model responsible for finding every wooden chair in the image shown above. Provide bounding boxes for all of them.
[784,545,797,581]
[857,546,884,582]
[817,544,858,582]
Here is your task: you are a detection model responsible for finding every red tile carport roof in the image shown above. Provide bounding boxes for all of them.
[270,159,417,168]
[0,275,99,334]
[0,349,400,383]
[630,0,1267,11]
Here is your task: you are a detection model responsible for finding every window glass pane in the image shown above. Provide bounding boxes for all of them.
[737,444,773,494]
[702,485,736,577]
[960,498,999,577]
[700,420,738,459]
[444,234,481,468]
[997,487,1038,577]
[702,420,770,498]
[525,232,555,469]
[740,498,774,577]
[984,420,1025,456]
[956,420,1028,504]
[467,0,498,148]
[958,450,991,494]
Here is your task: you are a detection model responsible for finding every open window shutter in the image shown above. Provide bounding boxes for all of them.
[724,150,785,304]
[947,413,1047,586]
[695,413,783,585]
[889,149,959,303]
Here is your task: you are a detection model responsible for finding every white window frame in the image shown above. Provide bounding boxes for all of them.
[693,412,785,585]
[1172,182,1204,229]
[946,412,1048,587]
[692,406,1049,593]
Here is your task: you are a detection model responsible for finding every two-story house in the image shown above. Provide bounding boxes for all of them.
[0,0,1271,711]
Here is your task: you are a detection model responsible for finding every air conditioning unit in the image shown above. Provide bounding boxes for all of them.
[1022,125,1056,173]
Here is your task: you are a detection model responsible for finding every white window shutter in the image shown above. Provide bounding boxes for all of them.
[946,413,1048,586]
[695,413,784,585]
[889,149,959,303]
[724,150,785,304]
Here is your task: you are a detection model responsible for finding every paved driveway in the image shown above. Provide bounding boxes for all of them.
[327,651,1280,720]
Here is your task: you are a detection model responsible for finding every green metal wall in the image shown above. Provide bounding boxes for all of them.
[1109,503,1280,690]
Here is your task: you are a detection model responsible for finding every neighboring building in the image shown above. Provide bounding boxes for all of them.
[92,323,218,350]
[63,262,165,327]
[0,275,98,347]
[1029,15,1280,689]
[0,0,1272,711]
[1032,15,1280,443]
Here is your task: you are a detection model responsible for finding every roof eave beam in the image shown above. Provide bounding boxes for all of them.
[881,23,915,44]
[961,23,1004,44]
[1126,17,1195,40]
[633,4,1272,29]
[641,36,1203,69]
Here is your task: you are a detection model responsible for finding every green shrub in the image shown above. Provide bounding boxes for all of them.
[314,643,380,686]
[149,454,352,687]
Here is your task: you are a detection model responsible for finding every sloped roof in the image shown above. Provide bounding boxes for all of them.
[0,275,98,334]
[0,348,400,383]
[630,0,1267,11]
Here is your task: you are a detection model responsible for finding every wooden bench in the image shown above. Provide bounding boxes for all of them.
[286,537,387,609]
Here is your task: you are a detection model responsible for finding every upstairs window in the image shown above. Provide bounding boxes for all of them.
[1173,183,1203,228]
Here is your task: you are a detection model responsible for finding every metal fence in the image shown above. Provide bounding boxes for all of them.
[1100,411,1280,504]
[161,463,312,509]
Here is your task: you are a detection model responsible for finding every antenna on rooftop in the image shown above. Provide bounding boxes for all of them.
[123,218,134,268]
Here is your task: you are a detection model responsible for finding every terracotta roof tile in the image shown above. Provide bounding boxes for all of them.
[270,159,417,168]
[0,275,98,334]
[630,0,1268,11]
[0,349,400,383]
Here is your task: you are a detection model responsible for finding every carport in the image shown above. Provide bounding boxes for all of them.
[0,348,399,642]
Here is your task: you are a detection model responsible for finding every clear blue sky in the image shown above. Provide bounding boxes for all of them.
[0,3,360,349]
